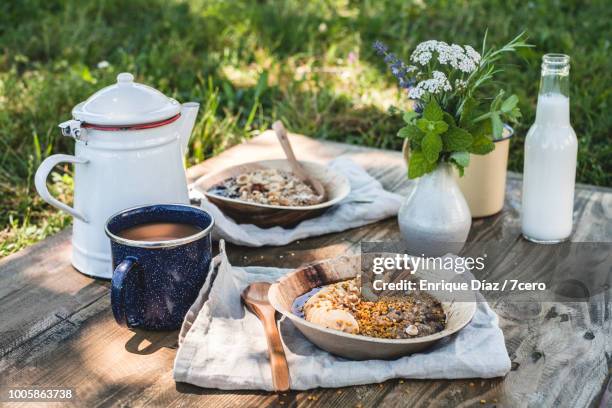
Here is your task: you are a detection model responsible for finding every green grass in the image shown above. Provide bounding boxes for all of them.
[1,0,610,257]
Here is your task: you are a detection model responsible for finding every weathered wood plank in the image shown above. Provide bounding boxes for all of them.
[1,132,610,408]
[497,298,611,407]
[0,229,109,359]
[462,169,612,407]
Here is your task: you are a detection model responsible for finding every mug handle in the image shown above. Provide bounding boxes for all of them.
[34,154,89,222]
[111,257,138,327]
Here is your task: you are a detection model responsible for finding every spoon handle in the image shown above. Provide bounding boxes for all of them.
[262,310,291,391]
[272,121,310,182]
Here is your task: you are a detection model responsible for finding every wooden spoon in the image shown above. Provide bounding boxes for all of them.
[272,121,326,203]
[241,282,291,392]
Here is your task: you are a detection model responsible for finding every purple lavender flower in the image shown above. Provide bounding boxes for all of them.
[373,40,388,55]
[414,100,424,114]
[372,41,417,91]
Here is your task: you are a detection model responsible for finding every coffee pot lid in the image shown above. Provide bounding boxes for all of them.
[71,73,181,126]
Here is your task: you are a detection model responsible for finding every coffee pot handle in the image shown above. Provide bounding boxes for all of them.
[34,154,89,222]
[111,257,138,327]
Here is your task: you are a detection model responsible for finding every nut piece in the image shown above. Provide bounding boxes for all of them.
[404,324,419,336]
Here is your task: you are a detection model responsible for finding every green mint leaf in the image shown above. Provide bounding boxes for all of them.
[510,106,522,120]
[409,138,422,151]
[450,151,470,167]
[491,113,504,140]
[470,134,495,155]
[408,150,437,179]
[443,112,456,127]
[500,94,519,113]
[422,132,443,163]
[416,118,448,135]
[469,119,492,139]
[460,97,478,127]
[403,111,419,124]
[416,118,429,132]
[502,105,522,124]
[397,124,424,140]
[433,120,448,134]
[442,126,473,151]
[416,118,431,133]
[423,98,444,121]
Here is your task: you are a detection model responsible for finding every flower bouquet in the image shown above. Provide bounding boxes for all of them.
[374,33,531,254]
[374,32,529,178]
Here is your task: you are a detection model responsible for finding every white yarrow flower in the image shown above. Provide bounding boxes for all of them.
[431,70,452,92]
[408,70,452,99]
[465,45,482,63]
[406,39,483,98]
[411,40,481,73]
[410,40,440,65]
[447,44,477,73]
[408,86,424,99]
[413,51,433,65]
[455,78,468,90]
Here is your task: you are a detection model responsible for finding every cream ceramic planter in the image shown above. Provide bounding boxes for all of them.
[401,125,514,219]
[455,126,514,218]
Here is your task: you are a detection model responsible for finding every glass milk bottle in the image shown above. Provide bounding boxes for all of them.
[522,54,577,243]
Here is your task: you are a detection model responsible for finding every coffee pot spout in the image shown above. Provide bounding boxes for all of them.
[178,102,200,156]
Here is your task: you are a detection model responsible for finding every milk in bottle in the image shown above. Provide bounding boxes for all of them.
[522,54,577,243]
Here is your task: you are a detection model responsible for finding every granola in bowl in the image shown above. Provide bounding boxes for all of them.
[207,168,320,206]
[293,278,446,339]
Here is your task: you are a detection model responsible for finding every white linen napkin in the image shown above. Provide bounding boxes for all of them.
[173,243,511,391]
[189,157,403,247]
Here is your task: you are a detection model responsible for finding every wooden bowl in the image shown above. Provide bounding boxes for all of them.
[192,160,350,228]
[268,255,476,360]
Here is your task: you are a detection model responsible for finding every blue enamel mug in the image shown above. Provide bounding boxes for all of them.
[105,204,214,330]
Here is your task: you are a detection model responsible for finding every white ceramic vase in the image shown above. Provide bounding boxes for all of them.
[398,163,472,257]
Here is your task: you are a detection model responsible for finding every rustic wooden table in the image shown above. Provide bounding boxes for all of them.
[1,132,610,407]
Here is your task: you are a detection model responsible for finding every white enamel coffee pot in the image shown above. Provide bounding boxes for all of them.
[35,73,199,279]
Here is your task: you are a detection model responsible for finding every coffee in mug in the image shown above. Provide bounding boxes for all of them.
[105,204,214,330]
[118,222,202,242]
